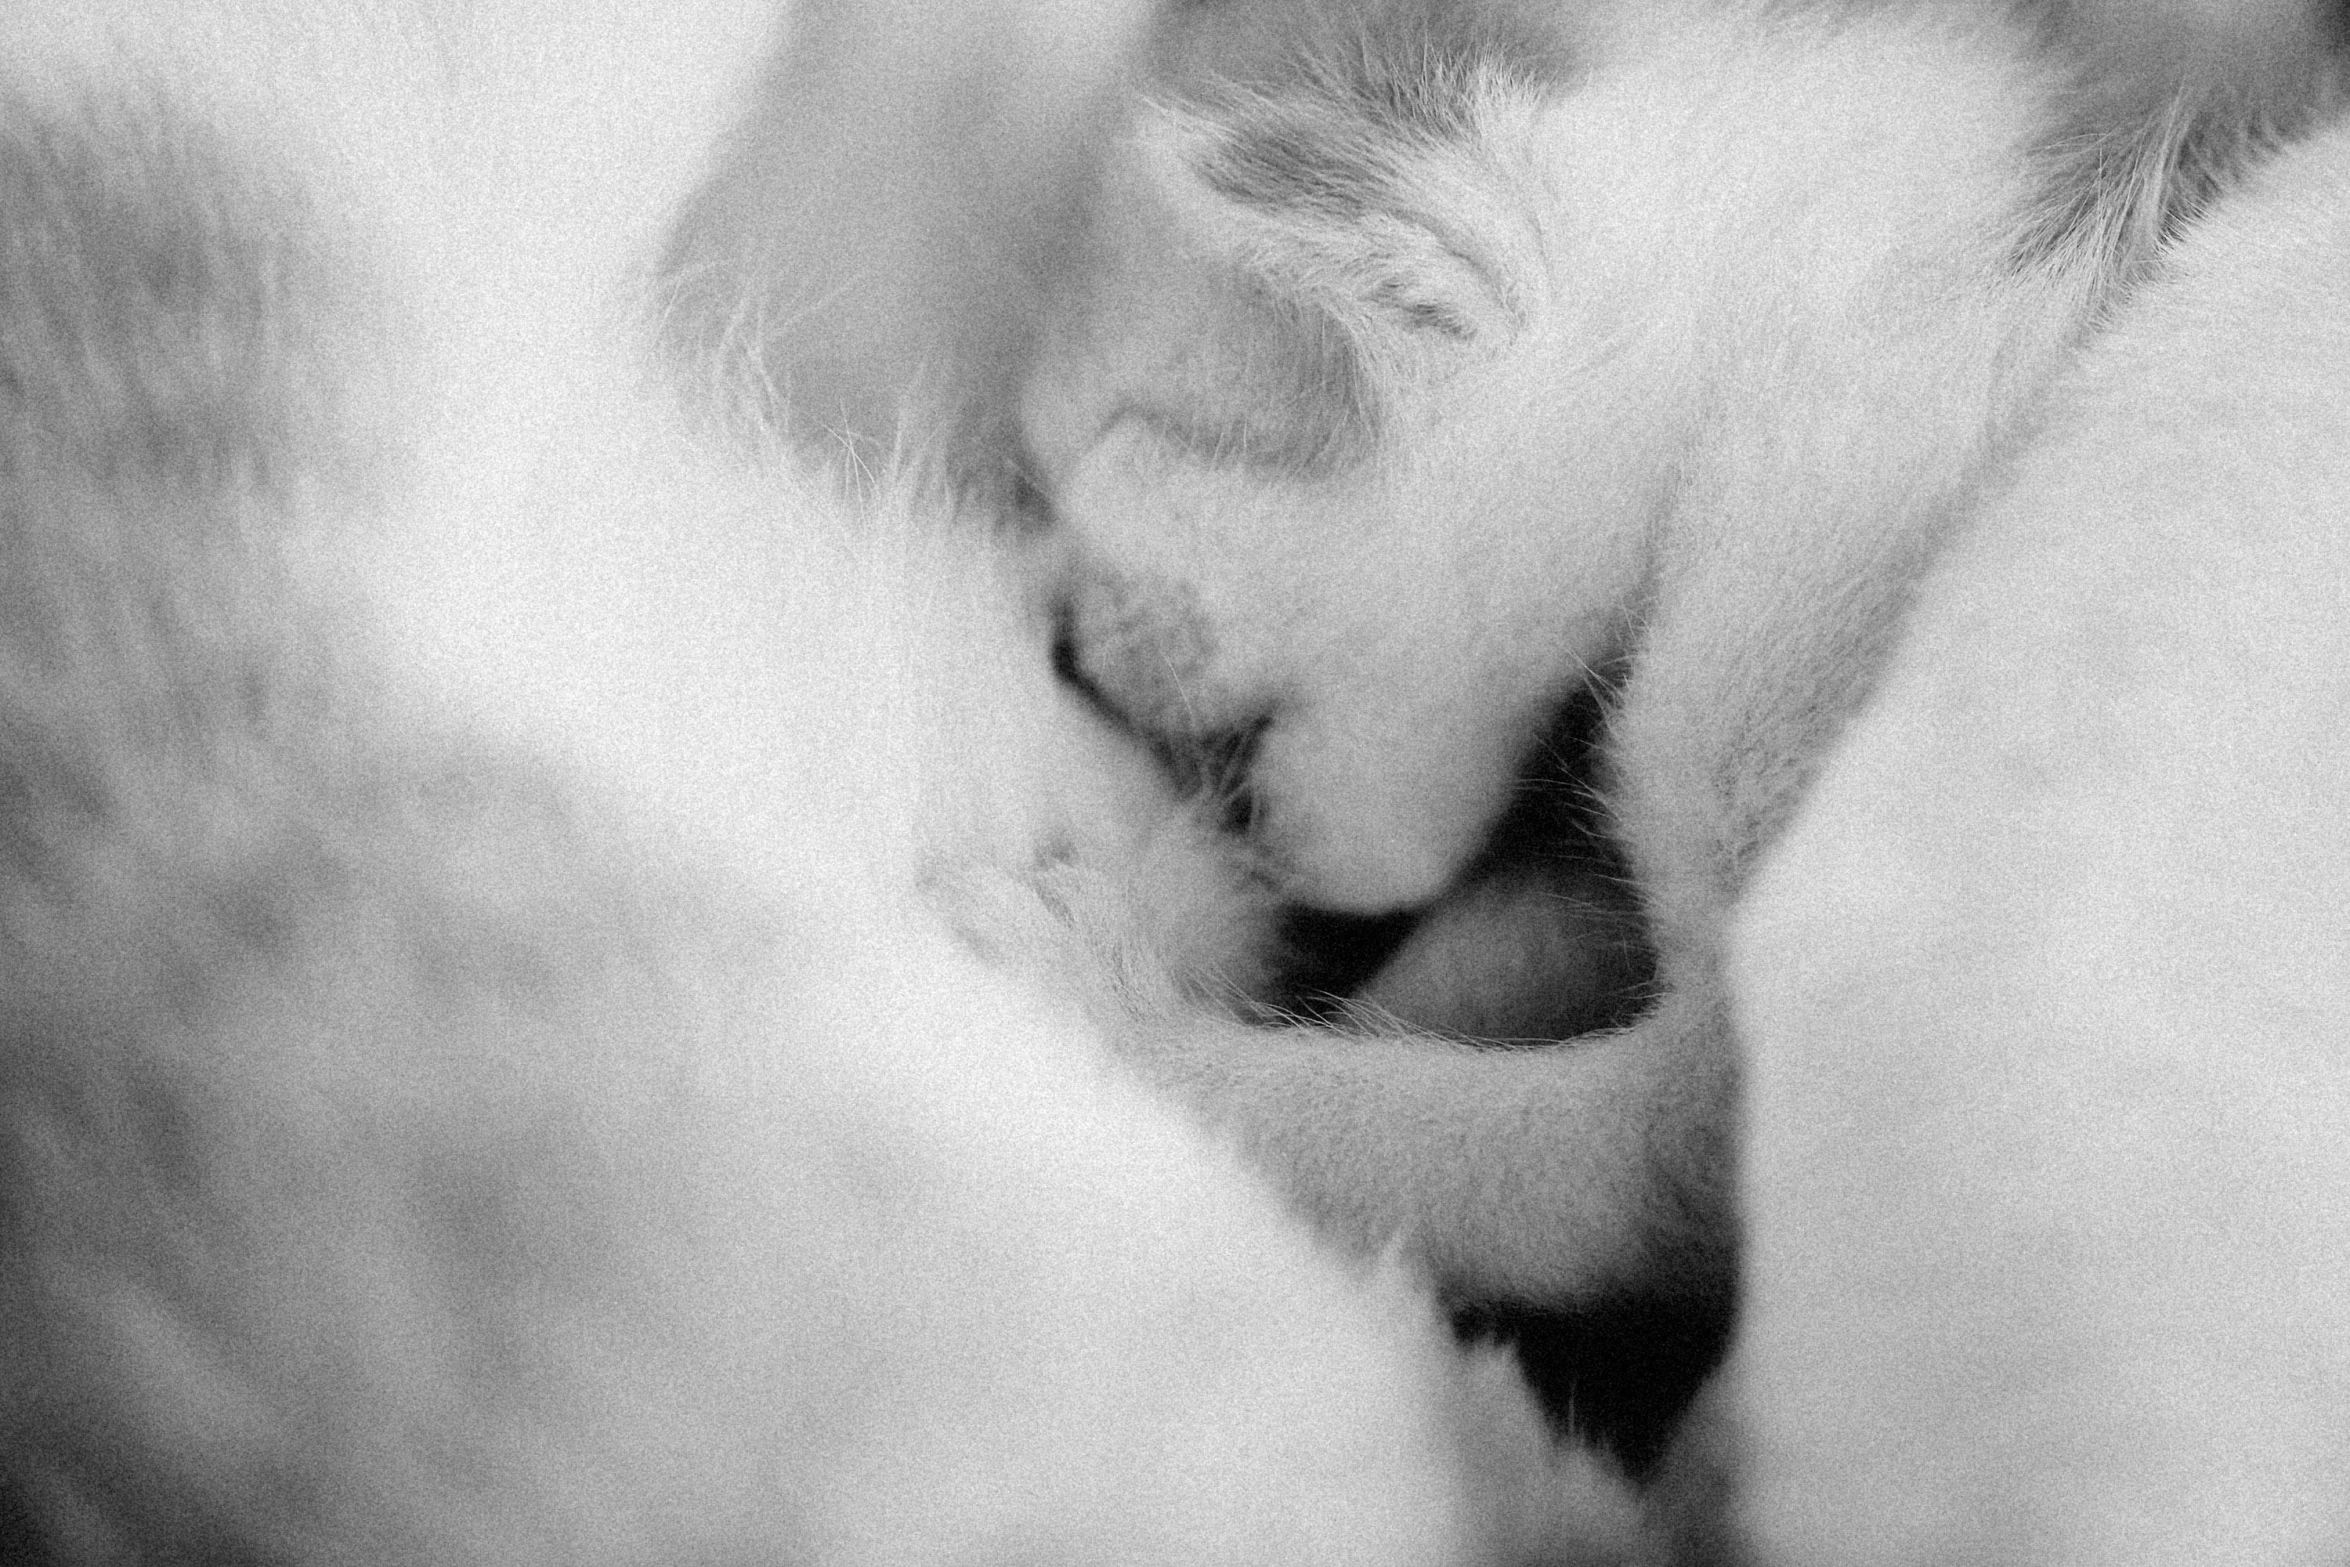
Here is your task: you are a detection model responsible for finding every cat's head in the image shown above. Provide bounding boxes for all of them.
[1023,14,1654,913]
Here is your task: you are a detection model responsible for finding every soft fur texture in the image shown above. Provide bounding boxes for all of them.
[1021,0,2350,1557]
[0,3,1635,1562]
[10,1,2350,1562]
[1027,0,2131,1318]
[1724,106,2350,1566]
[1024,0,2341,1297]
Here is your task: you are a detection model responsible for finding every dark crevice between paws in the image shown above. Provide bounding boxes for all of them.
[1262,904,1421,1018]
[1262,676,1652,1036]
[1452,1281,1735,1483]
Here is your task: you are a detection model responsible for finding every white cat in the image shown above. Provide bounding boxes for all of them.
[0,2,1629,1562]
[1021,0,2350,1555]
[1025,0,2338,1306]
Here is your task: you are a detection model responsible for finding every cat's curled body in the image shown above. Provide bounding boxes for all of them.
[1022,0,2350,1557]
[1024,0,2341,1319]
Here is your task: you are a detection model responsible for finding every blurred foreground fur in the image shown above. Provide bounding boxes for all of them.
[0,3,1634,1563]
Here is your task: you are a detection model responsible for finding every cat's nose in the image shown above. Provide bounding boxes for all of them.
[1049,579,1269,836]
[1052,567,1226,738]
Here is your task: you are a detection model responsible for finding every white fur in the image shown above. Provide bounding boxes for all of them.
[0,3,1639,1561]
[1727,109,2350,1567]
[1026,2,2350,1554]
[1025,0,2126,1306]
[1029,4,2093,916]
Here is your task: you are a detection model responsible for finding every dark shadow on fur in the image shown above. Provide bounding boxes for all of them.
[1263,678,1654,1039]
[1452,1282,1735,1482]
[1263,904,1420,1016]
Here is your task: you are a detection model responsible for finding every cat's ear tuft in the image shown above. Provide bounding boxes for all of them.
[1132,90,1542,361]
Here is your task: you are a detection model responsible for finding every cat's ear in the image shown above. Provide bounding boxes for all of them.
[1132,92,1540,362]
